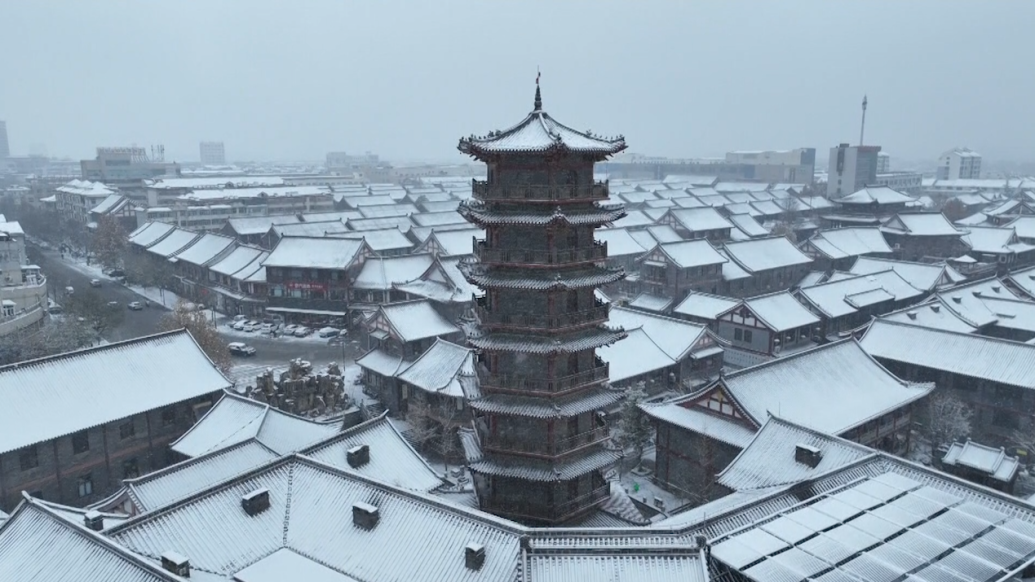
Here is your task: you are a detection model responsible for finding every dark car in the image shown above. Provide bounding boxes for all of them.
[228,342,257,357]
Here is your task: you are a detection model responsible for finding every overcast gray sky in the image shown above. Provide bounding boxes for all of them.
[1,1,1032,164]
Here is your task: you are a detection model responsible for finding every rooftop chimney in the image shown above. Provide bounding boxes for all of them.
[84,510,104,532]
[353,502,380,530]
[465,543,486,571]
[906,311,917,320]
[241,488,270,516]
[161,551,190,578]
[347,444,370,468]
[794,443,822,468]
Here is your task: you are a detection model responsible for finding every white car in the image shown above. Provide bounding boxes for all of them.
[233,314,248,323]
[232,321,247,331]
[318,327,340,338]
[242,322,258,333]
[259,323,274,334]
[293,326,311,337]
[282,324,299,335]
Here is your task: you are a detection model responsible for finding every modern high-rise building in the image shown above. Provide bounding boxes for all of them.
[0,121,10,158]
[80,147,180,183]
[827,143,881,198]
[199,141,226,165]
[877,151,890,173]
[937,147,982,180]
[457,86,628,525]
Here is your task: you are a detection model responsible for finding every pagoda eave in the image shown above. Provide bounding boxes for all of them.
[467,447,621,482]
[469,387,623,419]
[458,262,626,291]
[458,201,627,228]
[465,327,627,354]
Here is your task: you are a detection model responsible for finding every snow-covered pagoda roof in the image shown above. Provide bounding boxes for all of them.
[458,86,626,160]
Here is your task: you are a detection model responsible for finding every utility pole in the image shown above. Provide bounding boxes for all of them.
[859,94,868,146]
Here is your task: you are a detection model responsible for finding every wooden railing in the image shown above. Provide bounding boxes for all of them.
[475,300,608,331]
[482,425,610,457]
[480,484,610,523]
[477,362,609,395]
[472,180,609,202]
[473,240,607,266]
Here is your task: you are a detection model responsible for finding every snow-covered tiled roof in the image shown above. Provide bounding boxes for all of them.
[739,292,820,332]
[607,306,709,362]
[942,440,1020,483]
[470,388,623,419]
[722,236,813,273]
[172,233,236,267]
[0,502,177,581]
[272,220,349,238]
[861,319,1035,391]
[1006,265,1035,299]
[147,176,284,190]
[795,270,828,289]
[56,179,116,197]
[594,228,648,258]
[127,221,176,248]
[673,292,740,321]
[850,256,964,291]
[333,227,414,253]
[641,402,757,448]
[377,300,460,343]
[352,254,435,290]
[838,186,915,205]
[90,193,128,215]
[355,348,407,378]
[145,227,200,258]
[126,440,278,512]
[525,550,708,582]
[409,211,467,228]
[209,245,267,278]
[654,239,727,269]
[396,339,475,398]
[0,330,230,455]
[469,447,621,482]
[301,413,443,492]
[263,237,365,270]
[358,203,417,219]
[804,227,892,259]
[424,228,484,256]
[879,300,979,334]
[723,340,932,435]
[665,207,734,233]
[458,89,626,159]
[598,327,676,383]
[963,225,1022,254]
[727,213,769,238]
[627,293,673,313]
[717,416,874,492]
[346,215,415,232]
[610,210,655,230]
[881,212,965,237]
[179,185,330,201]
[797,269,923,318]
[225,215,302,236]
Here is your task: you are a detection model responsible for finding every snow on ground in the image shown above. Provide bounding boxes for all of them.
[61,256,107,280]
[617,449,691,517]
[126,285,185,309]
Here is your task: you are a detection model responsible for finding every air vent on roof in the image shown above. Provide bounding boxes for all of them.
[241,488,270,516]
[992,284,1002,293]
[906,311,917,320]
[973,290,982,297]
[794,443,822,468]
[930,304,941,313]
[952,295,962,303]
[353,502,380,530]
[83,510,104,532]
[161,552,190,577]
[465,543,486,571]
[347,444,370,468]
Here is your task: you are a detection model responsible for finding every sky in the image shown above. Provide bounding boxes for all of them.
[1,1,1033,164]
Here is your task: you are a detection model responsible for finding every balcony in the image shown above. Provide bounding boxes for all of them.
[478,361,610,396]
[479,483,609,524]
[482,425,610,458]
[475,300,608,332]
[473,240,607,267]
[472,180,609,202]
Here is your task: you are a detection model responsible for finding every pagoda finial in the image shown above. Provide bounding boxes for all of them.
[534,68,542,111]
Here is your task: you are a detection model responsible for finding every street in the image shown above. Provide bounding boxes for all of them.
[26,243,367,372]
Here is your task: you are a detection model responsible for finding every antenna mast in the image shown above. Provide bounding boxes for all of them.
[859,95,868,146]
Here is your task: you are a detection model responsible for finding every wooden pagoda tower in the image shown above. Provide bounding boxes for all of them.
[457,84,629,524]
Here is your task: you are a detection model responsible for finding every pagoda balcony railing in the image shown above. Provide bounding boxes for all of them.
[477,361,610,396]
[474,300,608,331]
[473,240,607,267]
[482,425,610,458]
[472,180,609,202]
[480,484,609,523]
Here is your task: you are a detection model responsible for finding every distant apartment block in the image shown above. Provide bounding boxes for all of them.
[937,147,982,179]
[199,141,226,165]
[827,143,881,198]
[877,151,890,173]
[724,148,816,184]
[0,220,46,337]
[875,171,923,194]
[0,121,9,158]
[80,147,180,184]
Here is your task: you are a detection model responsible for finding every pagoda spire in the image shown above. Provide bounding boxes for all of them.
[534,69,542,111]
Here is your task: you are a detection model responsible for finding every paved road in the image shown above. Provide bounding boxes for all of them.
[27,243,366,367]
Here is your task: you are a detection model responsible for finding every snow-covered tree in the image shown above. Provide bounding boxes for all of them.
[158,301,232,374]
[0,319,96,364]
[92,215,128,271]
[619,382,653,470]
[917,391,972,456]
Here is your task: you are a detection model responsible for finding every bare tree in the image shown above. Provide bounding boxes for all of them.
[619,382,653,471]
[916,391,972,457]
[404,396,440,450]
[941,198,969,223]
[158,301,232,374]
[770,197,803,243]
[65,289,124,337]
[91,215,128,271]
[0,318,97,364]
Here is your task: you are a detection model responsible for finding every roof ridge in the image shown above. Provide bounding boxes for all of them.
[724,338,857,379]
[0,328,191,374]
[867,317,1035,347]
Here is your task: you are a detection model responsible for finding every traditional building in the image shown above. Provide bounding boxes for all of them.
[456,86,627,524]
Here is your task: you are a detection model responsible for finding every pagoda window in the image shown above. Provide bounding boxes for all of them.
[566,227,578,249]
[567,290,579,312]
[568,352,579,374]
[567,415,579,438]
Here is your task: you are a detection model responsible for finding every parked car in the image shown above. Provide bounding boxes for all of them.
[242,323,257,333]
[65,286,74,295]
[227,342,257,357]
[282,324,299,335]
[107,301,119,308]
[232,320,247,331]
[293,326,311,337]
[259,323,274,334]
[127,301,143,311]
[233,314,248,322]
[108,269,125,278]
[318,327,340,338]
[89,279,101,288]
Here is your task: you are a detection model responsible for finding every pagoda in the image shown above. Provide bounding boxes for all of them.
[457,84,629,524]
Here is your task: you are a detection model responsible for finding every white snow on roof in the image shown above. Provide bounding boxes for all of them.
[598,328,676,383]
[673,292,740,321]
[378,300,459,343]
[459,106,625,155]
[526,551,707,582]
[178,185,329,201]
[146,228,201,258]
[963,225,1020,254]
[850,256,964,291]
[667,207,734,232]
[352,254,434,290]
[358,204,417,219]
[0,331,230,455]
[611,210,655,229]
[655,239,727,269]
[263,237,365,270]
[171,233,235,266]
[425,228,483,256]
[226,215,302,236]
[397,339,475,398]
[641,401,757,448]
[128,221,175,248]
[805,228,892,259]
[727,214,769,237]
[742,292,820,332]
[409,211,467,227]
[628,293,673,313]
[882,212,965,237]
[273,220,349,238]
[595,228,648,257]
[723,340,932,435]
[839,186,915,205]
[334,228,413,252]
[798,270,922,318]
[646,224,683,243]
[608,306,708,361]
[56,179,116,197]
[862,319,1035,391]
[723,237,812,273]
[942,440,1020,482]
[147,176,285,190]
[879,301,978,334]
[90,194,128,215]
[210,245,266,277]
